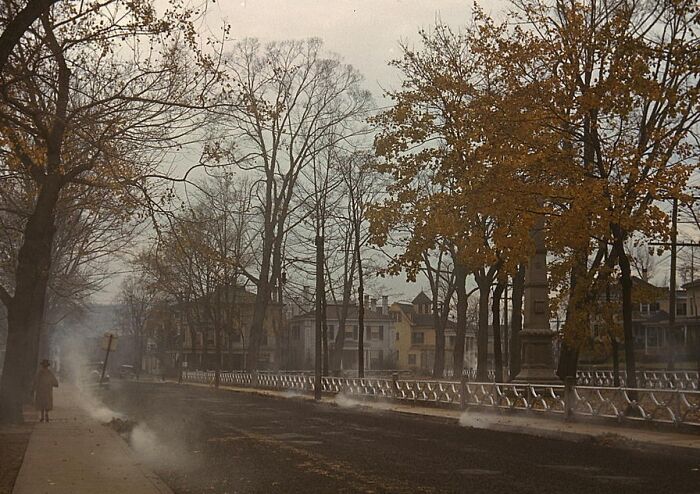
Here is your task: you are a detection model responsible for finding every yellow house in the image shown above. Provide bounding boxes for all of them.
[391,292,475,375]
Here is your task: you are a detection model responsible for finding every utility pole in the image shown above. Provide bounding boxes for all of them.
[100,333,116,385]
[314,235,324,401]
[649,196,700,370]
[670,198,678,370]
[503,281,509,364]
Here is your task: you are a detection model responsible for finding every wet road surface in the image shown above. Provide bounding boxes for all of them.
[99,381,699,494]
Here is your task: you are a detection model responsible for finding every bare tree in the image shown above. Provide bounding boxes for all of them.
[140,175,255,385]
[119,274,159,378]
[212,38,372,370]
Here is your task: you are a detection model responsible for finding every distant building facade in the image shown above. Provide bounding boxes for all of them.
[391,292,479,375]
[584,276,700,364]
[164,286,286,371]
[288,295,396,371]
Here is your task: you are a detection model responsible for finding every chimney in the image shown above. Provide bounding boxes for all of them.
[371,298,377,313]
[382,295,389,315]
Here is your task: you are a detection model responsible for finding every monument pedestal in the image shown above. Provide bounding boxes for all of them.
[513,329,559,384]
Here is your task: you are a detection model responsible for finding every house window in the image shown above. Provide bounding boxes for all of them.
[677,303,687,316]
[408,354,417,365]
[292,326,300,340]
[647,327,660,348]
[370,326,384,340]
[352,325,358,340]
[411,331,424,344]
[592,324,603,338]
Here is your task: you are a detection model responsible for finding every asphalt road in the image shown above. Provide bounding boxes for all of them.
[99,381,699,494]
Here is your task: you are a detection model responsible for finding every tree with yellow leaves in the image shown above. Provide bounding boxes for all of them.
[498,0,700,385]
[370,22,546,381]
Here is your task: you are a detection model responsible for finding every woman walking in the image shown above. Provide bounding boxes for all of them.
[34,359,58,422]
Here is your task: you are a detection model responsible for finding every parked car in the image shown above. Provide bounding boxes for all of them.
[84,362,109,385]
[119,365,136,379]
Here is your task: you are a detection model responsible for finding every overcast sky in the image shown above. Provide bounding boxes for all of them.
[204,0,507,102]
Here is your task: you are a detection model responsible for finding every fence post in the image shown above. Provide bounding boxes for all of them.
[460,374,467,410]
[392,372,399,400]
[252,370,259,388]
[564,376,576,421]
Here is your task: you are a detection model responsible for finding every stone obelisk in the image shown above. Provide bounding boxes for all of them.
[513,213,560,384]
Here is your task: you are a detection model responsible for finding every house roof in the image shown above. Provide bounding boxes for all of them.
[683,279,700,290]
[412,291,431,305]
[638,309,670,323]
[393,295,457,329]
[291,303,394,322]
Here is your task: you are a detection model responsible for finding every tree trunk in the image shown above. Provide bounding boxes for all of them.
[452,262,468,379]
[492,281,505,382]
[0,178,61,423]
[355,217,365,378]
[509,265,525,380]
[503,281,509,367]
[186,308,197,369]
[613,232,638,391]
[611,336,620,386]
[0,0,60,73]
[476,274,491,382]
[314,235,323,399]
[214,303,221,389]
[322,291,329,376]
[331,249,355,375]
[247,221,276,370]
[357,266,365,379]
[247,282,271,370]
[331,296,350,375]
[432,299,445,379]
[605,257,620,387]
[556,251,588,381]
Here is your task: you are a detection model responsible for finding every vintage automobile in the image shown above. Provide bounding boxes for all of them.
[84,362,110,385]
[119,364,136,379]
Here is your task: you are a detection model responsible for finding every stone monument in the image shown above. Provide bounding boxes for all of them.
[513,214,560,384]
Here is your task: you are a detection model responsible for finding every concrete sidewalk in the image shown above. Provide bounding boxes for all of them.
[12,384,171,494]
[182,380,700,458]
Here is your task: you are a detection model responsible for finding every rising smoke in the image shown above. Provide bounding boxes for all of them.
[55,327,197,471]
